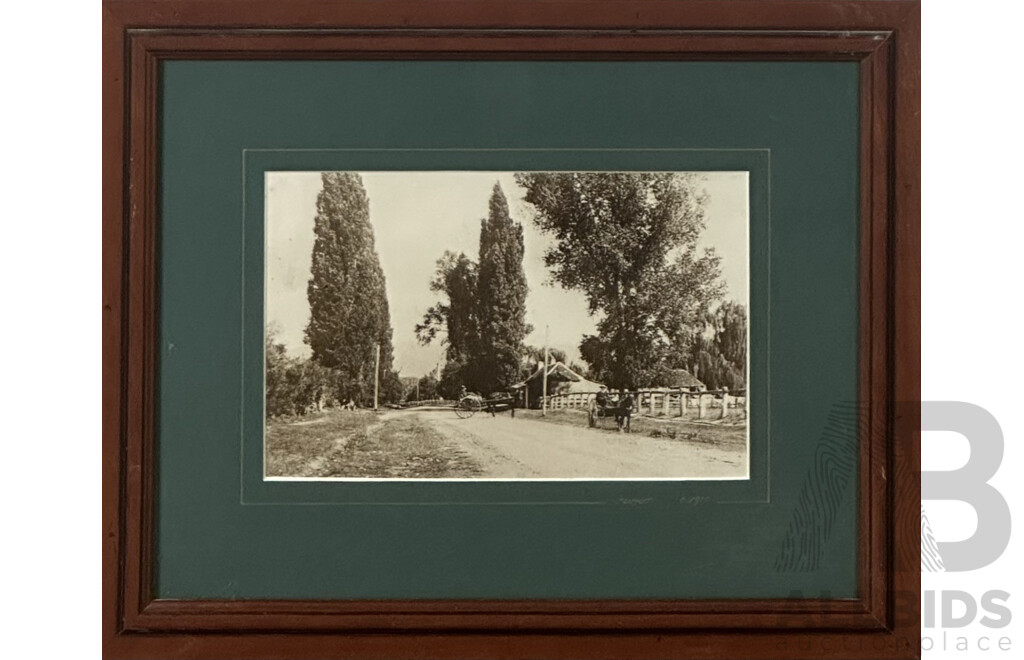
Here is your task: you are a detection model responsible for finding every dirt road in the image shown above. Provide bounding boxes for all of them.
[406,410,746,479]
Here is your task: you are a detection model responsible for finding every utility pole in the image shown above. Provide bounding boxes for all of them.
[373,343,381,410]
[542,325,549,417]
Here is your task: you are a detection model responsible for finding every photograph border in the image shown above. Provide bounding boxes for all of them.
[240,151,772,507]
[259,164,754,484]
[102,1,921,658]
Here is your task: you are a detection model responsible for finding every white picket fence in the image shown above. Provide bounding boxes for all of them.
[542,388,746,421]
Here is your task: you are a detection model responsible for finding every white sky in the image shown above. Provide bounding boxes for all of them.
[265,171,748,377]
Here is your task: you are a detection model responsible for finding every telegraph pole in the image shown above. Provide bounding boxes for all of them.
[373,343,381,410]
[542,325,549,417]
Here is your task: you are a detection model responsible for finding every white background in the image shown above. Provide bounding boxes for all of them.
[918,0,1022,656]
[0,1,1020,657]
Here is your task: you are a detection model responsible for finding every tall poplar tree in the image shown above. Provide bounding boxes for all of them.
[416,183,530,395]
[475,184,530,392]
[305,172,396,404]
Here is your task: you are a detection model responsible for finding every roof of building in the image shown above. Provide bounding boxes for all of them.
[665,369,706,389]
[512,361,599,387]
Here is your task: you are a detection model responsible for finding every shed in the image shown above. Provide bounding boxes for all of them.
[511,361,605,408]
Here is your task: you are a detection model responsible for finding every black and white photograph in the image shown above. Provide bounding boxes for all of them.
[264,171,749,480]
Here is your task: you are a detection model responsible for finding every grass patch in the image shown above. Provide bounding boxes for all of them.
[265,410,482,478]
[516,408,747,447]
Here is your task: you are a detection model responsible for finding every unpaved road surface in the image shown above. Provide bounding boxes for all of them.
[407,410,746,479]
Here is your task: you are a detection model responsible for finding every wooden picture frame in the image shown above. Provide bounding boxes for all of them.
[102,1,921,658]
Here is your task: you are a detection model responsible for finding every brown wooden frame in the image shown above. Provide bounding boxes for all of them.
[102,1,921,658]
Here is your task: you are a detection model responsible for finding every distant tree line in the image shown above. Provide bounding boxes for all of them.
[409,371,440,402]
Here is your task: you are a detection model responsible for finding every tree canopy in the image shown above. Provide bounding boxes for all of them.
[515,172,724,389]
[415,251,479,362]
[305,172,397,404]
[265,328,334,417]
[415,250,480,397]
[682,300,747,391]
[417,183,530,395]
[475,184,531,391]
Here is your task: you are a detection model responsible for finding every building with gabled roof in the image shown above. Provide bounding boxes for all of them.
[511,361,605,408]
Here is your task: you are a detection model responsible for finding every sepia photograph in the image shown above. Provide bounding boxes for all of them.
[264,170,749,480]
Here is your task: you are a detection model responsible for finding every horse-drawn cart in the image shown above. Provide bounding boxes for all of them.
[454,392,515,419]
[587,392,634,432]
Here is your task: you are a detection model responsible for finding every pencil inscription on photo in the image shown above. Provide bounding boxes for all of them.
[264,171,749,480]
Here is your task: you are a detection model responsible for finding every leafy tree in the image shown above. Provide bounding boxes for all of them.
[409,373,440,401]
[265,328,336,417]
[305,172,396,405]
[415,251,481,393]
[437,357,471,399]
[521,344,567,366]
[515,172,724,389]
[520,344,567,379]
[417,184,531,394]
[682,301,747,391]
[567,361,591,379]
[475,184,530,392]
[715,300,747,371]
[265,330,293,416]
[415,251,479,363]
[379,369,405,405]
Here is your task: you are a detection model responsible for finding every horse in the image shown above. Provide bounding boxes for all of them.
[613,392,635,432]
[588,390,635,432]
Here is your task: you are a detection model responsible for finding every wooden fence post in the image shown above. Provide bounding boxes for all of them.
[721,392,729,420]
[680,392,687,417]
[697,393,705,420]
[663,390,671,416]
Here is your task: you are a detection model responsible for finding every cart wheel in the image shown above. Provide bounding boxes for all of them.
[455,396,481,419]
